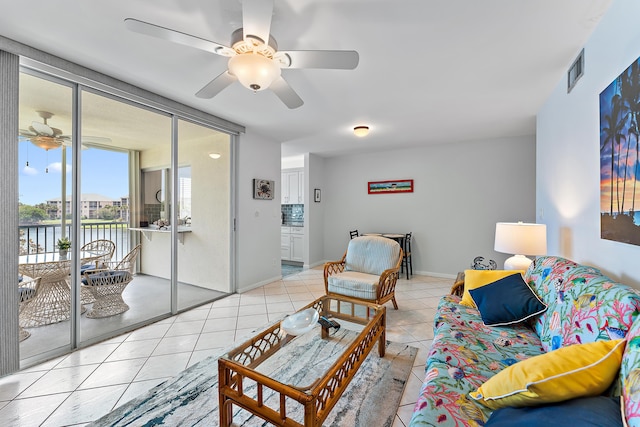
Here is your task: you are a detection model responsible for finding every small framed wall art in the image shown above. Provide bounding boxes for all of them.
[314,188,321,203]
[368,179,414,194]
[253,179,274,200]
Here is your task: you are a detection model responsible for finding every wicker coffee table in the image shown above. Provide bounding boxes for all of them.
[218,295,386,427]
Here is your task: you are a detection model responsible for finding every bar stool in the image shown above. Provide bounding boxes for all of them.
[401,232,413,279]
[349,229,359,239]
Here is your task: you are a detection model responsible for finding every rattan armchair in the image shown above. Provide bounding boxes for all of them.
[324,235,403,309]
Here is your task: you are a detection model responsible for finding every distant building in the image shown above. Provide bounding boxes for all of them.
[45,193,130,221]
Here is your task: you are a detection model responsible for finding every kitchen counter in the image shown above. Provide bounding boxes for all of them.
[284,222,304,227]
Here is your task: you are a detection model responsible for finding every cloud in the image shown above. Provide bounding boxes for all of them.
[23,165,38,175]
[48,162,72,174]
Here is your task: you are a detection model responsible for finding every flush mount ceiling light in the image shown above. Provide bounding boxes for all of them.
[209,152,221,159]
[353,126,370,137]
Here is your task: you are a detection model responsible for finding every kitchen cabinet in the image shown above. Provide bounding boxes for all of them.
[281,226,304,262]
[281,169,304,204]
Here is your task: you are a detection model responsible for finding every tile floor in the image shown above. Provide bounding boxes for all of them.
[0,267,452,427]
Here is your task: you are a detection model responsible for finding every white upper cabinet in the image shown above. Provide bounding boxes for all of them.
[281,169,304,204]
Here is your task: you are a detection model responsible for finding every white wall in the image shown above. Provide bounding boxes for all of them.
[236,129,282,292]
[305,153,325,268]
[322,136,536,276]
[537,0,640,288]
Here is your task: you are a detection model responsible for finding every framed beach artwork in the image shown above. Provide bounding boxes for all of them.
[253,179,274,200]
[368,179,414,194]
[600,55,640,246]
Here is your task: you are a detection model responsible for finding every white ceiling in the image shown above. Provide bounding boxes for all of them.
[0,0,612,158]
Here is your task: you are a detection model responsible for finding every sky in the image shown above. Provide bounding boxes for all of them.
[19,142,129,206]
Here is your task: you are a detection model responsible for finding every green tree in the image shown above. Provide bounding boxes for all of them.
[19,204,48,224]
[97,205,116,220]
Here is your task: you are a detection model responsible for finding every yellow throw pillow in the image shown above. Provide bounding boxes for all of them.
[469,339,626,410]
[460,269,525,308]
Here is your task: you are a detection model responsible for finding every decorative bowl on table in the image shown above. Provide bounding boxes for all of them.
[281,308,319,335]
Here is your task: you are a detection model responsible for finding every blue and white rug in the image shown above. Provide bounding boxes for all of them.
[90,326,417,426]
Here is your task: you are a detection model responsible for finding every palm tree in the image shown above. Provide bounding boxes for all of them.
[601,93,629,215]
[621,61,640,215]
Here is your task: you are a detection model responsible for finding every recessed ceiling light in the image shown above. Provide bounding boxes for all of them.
[209,153,221,159]
[353,126,369,137]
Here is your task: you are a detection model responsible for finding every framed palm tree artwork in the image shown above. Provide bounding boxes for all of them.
[600,56,640,246]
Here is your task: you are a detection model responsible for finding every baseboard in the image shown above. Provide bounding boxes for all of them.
[305,260,328,269]
[414,270,457,280]
[237,275,282,293]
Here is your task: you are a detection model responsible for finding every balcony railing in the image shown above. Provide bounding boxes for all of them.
[19,222,130,260]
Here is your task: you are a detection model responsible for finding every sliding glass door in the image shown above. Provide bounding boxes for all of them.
[79,89,173,344]
[16,66,234,366]
[18,71,74,362]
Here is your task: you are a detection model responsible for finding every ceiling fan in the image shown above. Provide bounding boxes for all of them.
[19,110,111,150]
[124,0,359,109]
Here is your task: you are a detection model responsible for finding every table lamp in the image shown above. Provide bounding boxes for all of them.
[494,222,547,270]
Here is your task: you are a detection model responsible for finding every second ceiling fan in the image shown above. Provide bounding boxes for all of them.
[125,0,359,109]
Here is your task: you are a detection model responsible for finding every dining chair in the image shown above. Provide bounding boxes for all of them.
[401,232,413,280]
[349,229,359,239]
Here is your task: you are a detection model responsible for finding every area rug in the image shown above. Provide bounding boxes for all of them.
[90,326,417,427]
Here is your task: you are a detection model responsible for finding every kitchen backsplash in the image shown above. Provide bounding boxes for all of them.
[282,204,304,224]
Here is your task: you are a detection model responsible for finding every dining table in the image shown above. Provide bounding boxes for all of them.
[18,250,107,327]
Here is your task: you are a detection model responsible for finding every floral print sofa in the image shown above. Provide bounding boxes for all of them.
[409,255,640,426]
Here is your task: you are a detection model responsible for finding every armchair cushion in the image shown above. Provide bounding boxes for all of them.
[345,236,401,275]
[327,271,381,301]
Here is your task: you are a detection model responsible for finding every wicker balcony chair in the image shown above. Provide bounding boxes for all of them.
[324,235,403,309]
[18,277,41,341]
[82,269,133,318]
[81,244,141,318]
[80,239,116,304]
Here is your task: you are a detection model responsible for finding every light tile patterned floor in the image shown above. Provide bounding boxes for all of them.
[0,267,451,426]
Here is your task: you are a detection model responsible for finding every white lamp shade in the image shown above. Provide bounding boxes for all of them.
[494,222,547,256]
[495,222,547,271]
[228,53,281,92]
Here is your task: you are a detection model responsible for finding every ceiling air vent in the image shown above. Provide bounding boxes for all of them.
[567,49,584,93]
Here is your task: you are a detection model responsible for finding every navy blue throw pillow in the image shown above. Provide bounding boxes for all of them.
[485,396,623,427]
[469,273,546,326]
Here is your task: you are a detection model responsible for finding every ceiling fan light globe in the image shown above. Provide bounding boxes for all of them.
[228,52,280,92]
[31,136,60,151]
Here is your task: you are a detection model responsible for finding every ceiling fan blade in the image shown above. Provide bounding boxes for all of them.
[195,71,237,99]
[30,121,54,136]
[124,18,229,55]
[270,76,303,109]
[242,0,273,45]
[20,129,37,137]
[277,50,359,69]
